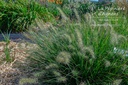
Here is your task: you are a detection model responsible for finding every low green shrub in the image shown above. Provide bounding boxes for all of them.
[0,0,53,33]
[27,11,128,85]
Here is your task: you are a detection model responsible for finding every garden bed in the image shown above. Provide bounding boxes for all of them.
[0,40,37,85]
[0,0,128,84]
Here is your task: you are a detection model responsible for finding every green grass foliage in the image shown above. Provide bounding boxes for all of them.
[0,0,53,33]
[27,10,128,84]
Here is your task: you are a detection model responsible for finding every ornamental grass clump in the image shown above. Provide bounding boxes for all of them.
[0,0,53,33]
[27,10,128,85]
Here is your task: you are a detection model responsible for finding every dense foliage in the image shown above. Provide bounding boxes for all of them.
[0,0,53,33]
[0,0,128,84]
[27,11,128,84]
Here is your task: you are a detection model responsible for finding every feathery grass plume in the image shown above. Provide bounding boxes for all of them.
[91,19,96,28]
[35,19,56,33]
[113,79,122,85]
[97,23,113,36]
[73,8,81,23]
[84,13,92,24]
[110,31,119,45]
[72,70,79,77]
[81,46,95,59]
[35,18,45,29]
[19,78,37,85]
[33,71,45,77]
[75,29,84,49]
[79,81,86,85]
[64,34,72,43]
[48,22,58,33]
[70,33,76,41]
[57,76,67,83]
[104,23,114,32]
[57,7,69,22]
[45,63,58,69]
[56,51,71,64]
[53,70,61,77]
[117,34,127,43]
[97,23,111,38]
[68,45,76,51]
[121,64,128,71]
[108,23,114,30]
[104,59,111,68]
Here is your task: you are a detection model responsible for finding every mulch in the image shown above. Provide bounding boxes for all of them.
[0,40,38,85]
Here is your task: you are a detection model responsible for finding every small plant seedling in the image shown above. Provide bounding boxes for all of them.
[2,32,11,62]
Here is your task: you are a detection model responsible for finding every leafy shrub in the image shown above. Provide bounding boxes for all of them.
[27,10,128,85]
[0,0,53,33]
